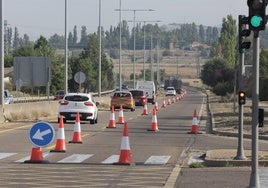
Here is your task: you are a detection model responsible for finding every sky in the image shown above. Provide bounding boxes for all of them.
[4,0,249,41]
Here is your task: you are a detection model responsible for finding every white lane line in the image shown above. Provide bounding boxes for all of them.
[260,169,268,187]
[0,153,17,159]
[15,152,52,163]
[102,155,119,164]
[58,154,93,163]
[144,155,171,165]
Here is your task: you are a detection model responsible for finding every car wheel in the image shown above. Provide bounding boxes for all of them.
[94,116,98,124]
[131,108,135,112]
[90,119,95,124]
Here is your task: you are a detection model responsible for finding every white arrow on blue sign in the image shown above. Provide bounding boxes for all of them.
[29,122,55,147]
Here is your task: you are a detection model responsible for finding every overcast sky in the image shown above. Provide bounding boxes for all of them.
[4,0,248,40]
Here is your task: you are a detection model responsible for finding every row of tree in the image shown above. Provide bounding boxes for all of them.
[5,21,219,54]
[5,34,115,95]
[200,15,268,100]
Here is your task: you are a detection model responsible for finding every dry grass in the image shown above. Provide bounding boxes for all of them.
[209,91,268,135]
[112,49,206,81]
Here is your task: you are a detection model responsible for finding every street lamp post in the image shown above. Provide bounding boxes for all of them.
[98,0,102,97]
[64,0,68,94]
[115,8,155,88]
[128,20,160,81]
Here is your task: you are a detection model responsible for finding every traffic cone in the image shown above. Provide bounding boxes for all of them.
[142,102,149,115]
[154,99,159,111]
[114,122,132,165]
[117,105,125,124]
[69,112,82,144]
[172,97,175,104]
[167,98,171,105]
[24,147,49,163]
[107,105,116,128]
[161,97,166,108]
[50,116,66,152]
[148,108,159,131]
[189,109,199,134]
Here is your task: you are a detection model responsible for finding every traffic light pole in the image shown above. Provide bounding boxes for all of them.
[249,31,260,188]
[234,51,247,160]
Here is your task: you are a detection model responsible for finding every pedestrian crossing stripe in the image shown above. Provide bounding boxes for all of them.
[144,156,171,165]
[58,154,93,163]
[0,153,16,159]
[15,152,53,163]
[0,152,171,165]
[102,155,119,164]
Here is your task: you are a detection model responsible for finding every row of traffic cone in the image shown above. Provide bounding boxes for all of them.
[107,105,125,128]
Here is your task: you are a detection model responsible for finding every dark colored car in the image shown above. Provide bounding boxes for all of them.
[54,90,65,100]
[129,89,147,106]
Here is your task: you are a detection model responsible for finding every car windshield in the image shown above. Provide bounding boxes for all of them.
[56,90,64,95]
[130,90,143,96]
[114,92,131,97]
[167,88,174,91]
[65,95,89,102]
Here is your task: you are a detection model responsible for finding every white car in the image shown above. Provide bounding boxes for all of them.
[58,93,98,124]
[165,87,176,96]
[4,89,14,104]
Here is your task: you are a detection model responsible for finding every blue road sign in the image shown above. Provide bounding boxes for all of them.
[29,122,55,147]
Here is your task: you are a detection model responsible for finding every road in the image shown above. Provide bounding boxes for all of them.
[0,89,267,187]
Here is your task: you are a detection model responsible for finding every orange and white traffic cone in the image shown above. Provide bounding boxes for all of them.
[142,102,149,115]
[107,105,116,128]
[167,97,171,105]
[189,109,199,134]
[154,99,159,111]
[161,97,166,108]
[50,116,66,152]
[117,105,125,124]
[148,108,159,131]
[69,112,82,144]
[24,147,49,163]
[115,122,132,165]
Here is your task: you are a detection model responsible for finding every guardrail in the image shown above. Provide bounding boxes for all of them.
[12,89,115,104]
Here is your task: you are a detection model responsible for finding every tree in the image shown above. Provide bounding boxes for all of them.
[201,57,234,95]
[73,25,78,45]
[199,25,205,42]
[79,26,88,47]
[13,27,19,48]
[218,15,237,68]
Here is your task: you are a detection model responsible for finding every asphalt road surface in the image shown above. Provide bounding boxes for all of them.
[0,89,267,187]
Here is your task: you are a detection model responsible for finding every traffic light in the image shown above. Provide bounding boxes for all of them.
[247,0,267,31]
[238,91,246,105]
[238,15,251,53]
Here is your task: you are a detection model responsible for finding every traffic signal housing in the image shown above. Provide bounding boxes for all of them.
[247,0,267,31]
[238,91,246,105]
[238,15,251,53]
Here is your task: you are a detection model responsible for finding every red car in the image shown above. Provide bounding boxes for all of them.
[54,90,65,100]
[129,89,147,106]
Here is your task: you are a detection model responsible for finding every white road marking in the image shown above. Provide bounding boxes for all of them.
[57,154,93,163]
[0,153,16,159]
[144,155,171,165]
[102,155,119,164]
[15,152,52,163]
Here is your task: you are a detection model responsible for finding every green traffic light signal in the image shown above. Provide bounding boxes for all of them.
[250,15,262,27]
